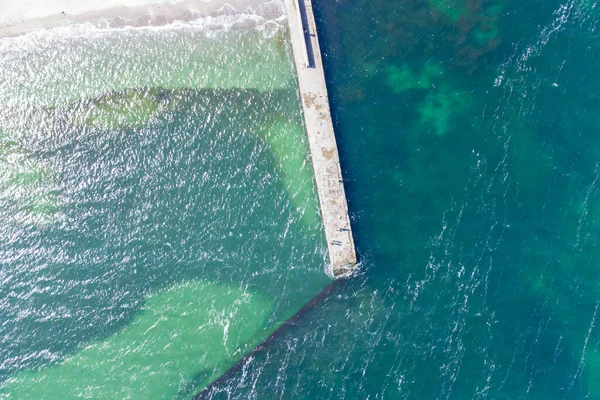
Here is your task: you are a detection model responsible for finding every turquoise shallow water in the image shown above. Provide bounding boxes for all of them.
[201,0,600,398]
[0,5,331,397]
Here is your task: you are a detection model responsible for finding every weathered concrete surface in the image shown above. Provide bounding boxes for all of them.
[284,0,357,276]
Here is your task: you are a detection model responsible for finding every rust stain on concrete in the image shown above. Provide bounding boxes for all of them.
[321,147,335,160]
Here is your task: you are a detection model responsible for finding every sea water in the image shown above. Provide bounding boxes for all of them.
[201,0,600,399]
[0,2,331,398]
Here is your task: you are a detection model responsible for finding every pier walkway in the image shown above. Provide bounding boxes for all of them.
[284,0,357,276]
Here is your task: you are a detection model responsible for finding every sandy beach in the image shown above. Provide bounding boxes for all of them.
[0,0,272,36]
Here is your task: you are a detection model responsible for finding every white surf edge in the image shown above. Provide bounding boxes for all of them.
[0,0,280,37]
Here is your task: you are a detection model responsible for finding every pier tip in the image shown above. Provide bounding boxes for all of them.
[332,262,358,278]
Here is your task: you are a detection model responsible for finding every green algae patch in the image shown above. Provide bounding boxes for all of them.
[418,86,470,136]
[0,280,274,399]
[386,63,444,93]
[386,64,470,135]
[260,121,320,230]
[472,3,503,45]
[429,0,468,22]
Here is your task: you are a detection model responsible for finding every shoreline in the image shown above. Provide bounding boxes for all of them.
[0,0,276,37]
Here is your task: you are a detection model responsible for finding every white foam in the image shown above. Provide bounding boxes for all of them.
[0,0,279,36]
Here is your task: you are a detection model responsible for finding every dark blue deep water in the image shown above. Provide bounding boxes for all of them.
[203,0,600,398]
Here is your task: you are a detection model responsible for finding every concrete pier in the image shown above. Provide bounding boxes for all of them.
[284,0,357,276]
